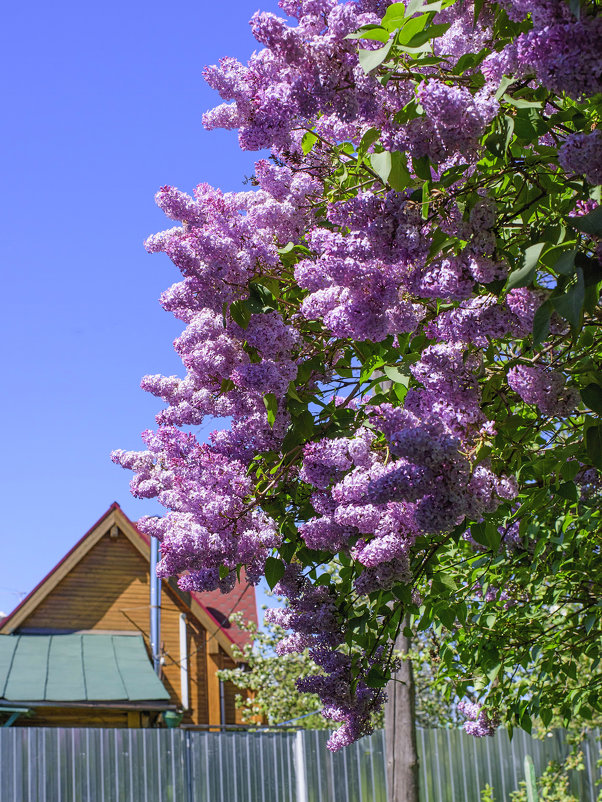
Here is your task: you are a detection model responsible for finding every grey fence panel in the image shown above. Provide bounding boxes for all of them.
[413,726,602,802]
[301,728,387,802]
[0,726,599,801]
[188,729,296,802]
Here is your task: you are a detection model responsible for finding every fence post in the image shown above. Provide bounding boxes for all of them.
[185,729,193,802]
[295,730,308,802]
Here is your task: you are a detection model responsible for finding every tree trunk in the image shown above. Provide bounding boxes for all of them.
[385,620,419,802]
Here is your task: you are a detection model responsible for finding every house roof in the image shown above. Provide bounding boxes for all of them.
[0,634,171,706]
[0,503,257,655]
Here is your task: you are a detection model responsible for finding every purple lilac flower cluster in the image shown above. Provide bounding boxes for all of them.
[296,190,427,341]
[203,0,501,166]
[266,564,383,749]
[457,700,499,737]
[507,364,579,417]
[559,131,602,187]
[112,428,279,589]
[298,402,516,594]
[482,4,602,99]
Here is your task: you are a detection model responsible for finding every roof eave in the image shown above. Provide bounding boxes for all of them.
[0,699,177,711]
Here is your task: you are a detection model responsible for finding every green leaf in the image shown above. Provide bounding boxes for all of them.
[365,667,388,688]
[561,460,580,481]
[301,131,318,155]
[405,0,447,15]
[506,242,545,290]
[471,522,500,551]
[540,707,553,728]
[503,115,515,152]
[556,481,578,501]
[571,205,602,236]
[584,614,597,635]
[396,14,429,45]
[552,248,577,276]
[370,150,393,183]
[229,299,251,329]
[393,383,408,403]
[357,127,381,158]
[484,115,514,157]
[359,38,393,73]
[345,25,390,42]
[383,365,410,385]
[494,75,515,101]
[426,227,453,261]
[532,301,552,349]
[552,268,585,328]
[436,604,456,629]
[579,252,602,288]
[370,150,412,190]
[451,50,484,74]
[485,659,502,682]
[360,354,385,382]
[400,21,451,48]
[502,94,543,109]
[421,180,430,220]
[279,541,296,563]
[220,378,235,394]
[219,565,230,580]
[395,12,428,43]
[265,557,285,590]
[432,573,458,596]
[249,281,277,312]
[412,155,432,180]
[263,393,278,428]
[524,755,537,802]
[388,152,413,191]
[582,383,602,415]
[513,107,547,140]
[410,54,445,66]
[586,424,602,469]
[295,410,315,440]
[381,2,407,31]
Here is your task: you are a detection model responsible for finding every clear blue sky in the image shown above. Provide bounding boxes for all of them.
[0,0,282,616]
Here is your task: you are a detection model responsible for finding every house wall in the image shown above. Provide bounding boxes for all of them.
[13,707,154,728]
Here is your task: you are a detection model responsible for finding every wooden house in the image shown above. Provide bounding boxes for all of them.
[0,503,257,729]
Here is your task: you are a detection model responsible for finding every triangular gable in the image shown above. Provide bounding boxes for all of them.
[0,504,247,659]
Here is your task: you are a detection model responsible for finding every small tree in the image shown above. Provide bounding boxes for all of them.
[217,613,330,728]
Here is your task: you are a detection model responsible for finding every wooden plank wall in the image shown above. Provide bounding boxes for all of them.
[12,707,153,729]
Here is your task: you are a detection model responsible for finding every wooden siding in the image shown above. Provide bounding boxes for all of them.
[13,706,161,728]
[16,530,211,726]
[219,650,244,726]
[22,533,149,632]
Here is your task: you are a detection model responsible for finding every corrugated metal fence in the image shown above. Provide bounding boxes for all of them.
[0,726,599,802]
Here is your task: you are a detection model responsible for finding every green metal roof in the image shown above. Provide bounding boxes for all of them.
[0,634,170,704]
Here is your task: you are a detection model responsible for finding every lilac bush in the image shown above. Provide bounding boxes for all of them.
[115,0,602,748]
